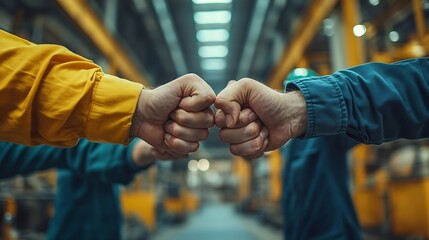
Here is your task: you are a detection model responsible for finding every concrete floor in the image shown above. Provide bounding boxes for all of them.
[150,203,283,240]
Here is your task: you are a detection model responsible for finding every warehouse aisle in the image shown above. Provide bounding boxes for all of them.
[150,203,282,240]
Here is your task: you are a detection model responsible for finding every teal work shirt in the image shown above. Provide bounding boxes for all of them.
[0,139,147,240]
[283,58,429,239]
[282,135,360,240]
[286,58,429,142]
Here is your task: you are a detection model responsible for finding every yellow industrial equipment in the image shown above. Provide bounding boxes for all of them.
[388,145,429,238]
[121,168,157,231]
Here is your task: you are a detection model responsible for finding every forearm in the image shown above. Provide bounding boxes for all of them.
[0,142,65,179]
[287,58,429,144]
[0,30,143,147]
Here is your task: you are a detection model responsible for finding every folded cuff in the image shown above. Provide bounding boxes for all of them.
[85,73,144,145]
[286,75,348,138]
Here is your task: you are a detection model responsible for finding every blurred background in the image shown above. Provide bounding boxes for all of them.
[1,0,429,239]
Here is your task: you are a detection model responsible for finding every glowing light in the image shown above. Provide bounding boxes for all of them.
[198,159,210,171]
[193,0,232,4]
[197,29,229,42]
[389,31,400,42]
[194,11,231,24]
[353,24,366,37]
[201,58,226,70]
[198,45,228,58]
[188,160,199,172]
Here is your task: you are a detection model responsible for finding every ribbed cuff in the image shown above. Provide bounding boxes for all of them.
[85,73,144,145]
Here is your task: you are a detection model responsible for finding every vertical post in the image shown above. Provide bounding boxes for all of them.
[341,0,364,67]
[412,0,426,43]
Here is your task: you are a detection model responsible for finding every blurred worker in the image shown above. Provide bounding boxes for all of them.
[0,139,176,239]
[280,69,361,239]
[0,30,215,156]
[215,58,429,157]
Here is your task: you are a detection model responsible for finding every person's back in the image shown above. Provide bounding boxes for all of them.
[47,170,122,240]
[282,135,361,239]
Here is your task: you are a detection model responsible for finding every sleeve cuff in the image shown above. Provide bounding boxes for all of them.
[85,73,144,145]
[286,75,348,138]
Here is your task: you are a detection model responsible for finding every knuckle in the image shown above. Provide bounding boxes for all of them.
[252,137,264,151]
[230,145,239,156]
[245,123,259,138]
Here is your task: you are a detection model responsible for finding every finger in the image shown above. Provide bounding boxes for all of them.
[219,121,261,144]
[227,80,237,86]
[170,108,214,128]
[243,152,265,160]
[215,80,250,128]
[137,123,165,147]
[215,108,257,128]
[177,74,216,112]
[153,148,188,160]
[164,133,199,154]
[230,133,269,157]
[164,120,209,141]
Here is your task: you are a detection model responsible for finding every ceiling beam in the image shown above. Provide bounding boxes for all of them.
[268,0,338,89]
[56,0,149,85]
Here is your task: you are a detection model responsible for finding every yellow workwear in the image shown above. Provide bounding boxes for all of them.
[0,30,144,147]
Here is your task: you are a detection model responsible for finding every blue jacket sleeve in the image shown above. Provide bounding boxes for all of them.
[287,58,429,144]
[0,139,149,184]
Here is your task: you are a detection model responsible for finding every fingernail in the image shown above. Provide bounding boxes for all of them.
[249,112,257,122]
[226,115,234,128]
[260,129,268,139]
[165,133,172,140]
[192,143,199,152]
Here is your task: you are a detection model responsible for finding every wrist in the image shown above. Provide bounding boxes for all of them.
[131,140,156,168]
[284,90,307,138]
[130,89,149,138]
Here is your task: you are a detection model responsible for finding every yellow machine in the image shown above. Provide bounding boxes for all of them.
[121,168,157,231]
[351,140,429,239]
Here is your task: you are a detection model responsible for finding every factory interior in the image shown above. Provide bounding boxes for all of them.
[1,0,429,239]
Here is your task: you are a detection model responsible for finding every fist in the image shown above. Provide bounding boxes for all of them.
[131,74,216,155]
[215,78,307,157]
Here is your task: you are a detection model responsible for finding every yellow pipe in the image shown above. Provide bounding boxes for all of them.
[268,0,338,89]
[341,0,364,67]
[412,0,426,43]
[57,0,149,85]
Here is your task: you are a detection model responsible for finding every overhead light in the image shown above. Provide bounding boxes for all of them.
[199,45,228,58]
[368,0,379,6]
[353,24,366,37]
[196,29,229,42]
[201,58,226,70]
[389,31,400,42]
[194,11,231,24]
[193,0,232,4]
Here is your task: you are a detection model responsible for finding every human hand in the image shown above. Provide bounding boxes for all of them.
[132,139,188,168]
[215,78,307,157]
[130,74,215,155]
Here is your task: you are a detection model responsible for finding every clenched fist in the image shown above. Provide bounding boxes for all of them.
[215,78,307,158]
[130,74,216,155]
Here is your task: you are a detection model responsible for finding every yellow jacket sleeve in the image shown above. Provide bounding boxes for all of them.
[0,30,144,146]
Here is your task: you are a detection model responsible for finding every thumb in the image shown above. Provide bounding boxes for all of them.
[215,82,245,128]
[177,74,216,112]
